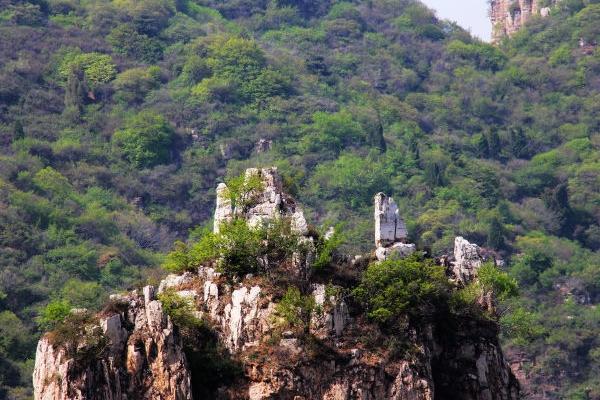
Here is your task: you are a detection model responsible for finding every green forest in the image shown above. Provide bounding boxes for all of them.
[1,0,600,398]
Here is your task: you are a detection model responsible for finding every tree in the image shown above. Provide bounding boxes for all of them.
[112,111,174,168]
[487,216,506,249]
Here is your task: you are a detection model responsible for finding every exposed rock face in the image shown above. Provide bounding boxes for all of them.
[452,236,484,284]
[490,0,554,43]
[33,288,192,400]
[374,193,415,261]
[214,167,308,235]
[374,193,408,247]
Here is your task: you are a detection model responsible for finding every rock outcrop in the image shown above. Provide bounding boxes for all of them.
[373,193,415,261]
[214,167,308,235]
[33,288,192,400]
[490,0,554,43]
[33,168,519,400]
[452,236,484,284]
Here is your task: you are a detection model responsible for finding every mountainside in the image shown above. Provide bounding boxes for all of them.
[33,168,520,400]
[1,0,600,399]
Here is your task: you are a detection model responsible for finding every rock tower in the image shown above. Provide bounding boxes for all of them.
[490,0,553,43]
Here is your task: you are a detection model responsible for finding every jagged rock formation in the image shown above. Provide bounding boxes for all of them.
[490,0,554,43]
[33,288,192,400]
[374,193,415,261]
[214,167,308,235]
[452,236,484,284]
[33,168,519,400]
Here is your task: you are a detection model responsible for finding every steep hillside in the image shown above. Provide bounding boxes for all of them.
[0,0,599,398]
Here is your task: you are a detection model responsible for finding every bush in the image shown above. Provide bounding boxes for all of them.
[48,311,107,360]
[313,224,345,271]
[37,299,72,331]
[158,290,203,335]
[477,262,519,301]
[500,307,545,345]
[274,286,315,333]
[164,217,303,278]
[353,255,450,324]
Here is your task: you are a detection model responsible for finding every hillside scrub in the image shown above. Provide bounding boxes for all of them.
[1,0,600,396]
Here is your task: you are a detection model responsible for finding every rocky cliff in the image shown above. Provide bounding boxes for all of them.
[33,168,520,400]
[490,0,554,43]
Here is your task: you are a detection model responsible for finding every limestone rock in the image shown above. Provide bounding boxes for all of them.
[214,182,233,233]
[311,284,350,338]
[158,272,194,293]
[491,0,555,43]
[213,168,308,235]
[374,192,407,247]
[452,236,483,284]
[33,290,192,400]
[375,242,416,261]
[373,193,414,261]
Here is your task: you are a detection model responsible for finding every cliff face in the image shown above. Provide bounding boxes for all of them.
[490,0,554,43]
[33,287,192,400]
[33,168,520,400]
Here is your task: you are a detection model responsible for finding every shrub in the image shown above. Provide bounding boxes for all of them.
[313,224,345,271]
[158,290,203,334]
[37,299,72,331]
[107,24,163,63]
[221,171,265,212]
[477,262,519,301]
[164,217,303,278]
[353,255,449,324]
[500,307,545,345]
[48,311,107,361]
[274,286,315,333]
[113,66,161,105]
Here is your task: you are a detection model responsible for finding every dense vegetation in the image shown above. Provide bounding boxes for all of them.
[1,0,600,398]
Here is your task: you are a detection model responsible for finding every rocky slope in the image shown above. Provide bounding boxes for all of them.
[490,0,554,43]
[33,168,520,400]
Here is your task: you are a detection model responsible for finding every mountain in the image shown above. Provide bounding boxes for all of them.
[0,0,599,398]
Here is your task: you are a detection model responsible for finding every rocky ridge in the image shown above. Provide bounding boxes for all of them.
[33,168,520,400]
[490,0,554,43]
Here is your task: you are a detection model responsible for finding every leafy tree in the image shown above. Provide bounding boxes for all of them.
[58,51,117,88]
[112,111,174,168]
[113,66,161,105]
[107,24,163,62]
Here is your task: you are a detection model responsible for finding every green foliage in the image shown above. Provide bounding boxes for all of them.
[353,255,449,324]
[500,307,546,345]
[301,110,363,153]
[477,262,518,301]
[447,40,507,71]
[107,24,164,62]
[164,217,302,278]
[113,66,161,104]
[48,311,107,360]
[37,299,72,331]
[313,224,345,271]
[274,286,315,333]
[158,289,203,334]
[112,110,174,168]
[58,51,117,88]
